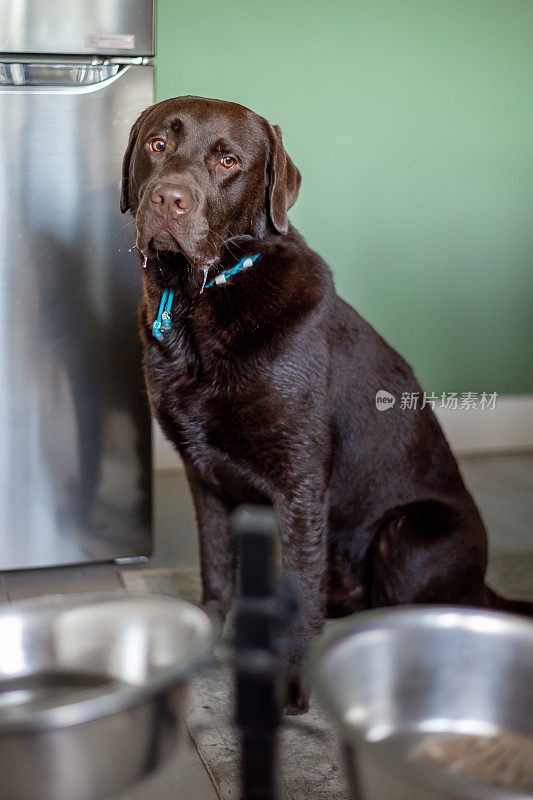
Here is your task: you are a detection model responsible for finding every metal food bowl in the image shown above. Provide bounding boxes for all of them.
[309,606,533,800]
[0,592,214,800]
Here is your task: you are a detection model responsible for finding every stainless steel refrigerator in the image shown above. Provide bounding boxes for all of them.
[0,0,154,568]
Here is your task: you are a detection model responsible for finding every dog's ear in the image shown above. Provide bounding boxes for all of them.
[120,105,154,214]
[266,124,301,234]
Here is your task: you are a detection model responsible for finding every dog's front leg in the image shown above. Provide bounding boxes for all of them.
[185,468,235,622]
[275,481,328,714]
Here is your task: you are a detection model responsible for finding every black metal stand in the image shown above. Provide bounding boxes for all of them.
[231,505,292,800]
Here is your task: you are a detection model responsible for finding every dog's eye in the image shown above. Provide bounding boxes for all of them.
[149,139,166,153]
[220,156,237,169]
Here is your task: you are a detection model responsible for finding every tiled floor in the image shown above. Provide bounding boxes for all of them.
[1,453,532,799]
[458,453,533,550]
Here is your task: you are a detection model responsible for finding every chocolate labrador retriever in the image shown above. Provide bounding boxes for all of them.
[121,96,530,712]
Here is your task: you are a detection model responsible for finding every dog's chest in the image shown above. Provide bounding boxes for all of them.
[145,332,285,489]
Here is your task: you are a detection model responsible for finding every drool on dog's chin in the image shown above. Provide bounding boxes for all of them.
[136,222,221,273]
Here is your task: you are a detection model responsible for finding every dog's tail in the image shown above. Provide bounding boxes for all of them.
[484,585,533,618]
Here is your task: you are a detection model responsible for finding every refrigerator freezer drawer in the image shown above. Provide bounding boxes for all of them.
[0,64,153,568]
[0,0,155,56]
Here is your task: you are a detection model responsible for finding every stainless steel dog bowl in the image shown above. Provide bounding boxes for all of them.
[309,606,533,800]
[0,592,214,800]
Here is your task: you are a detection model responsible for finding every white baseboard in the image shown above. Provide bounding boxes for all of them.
[153,420,183,471]
[435,394,533,455]
[153,394,533,471]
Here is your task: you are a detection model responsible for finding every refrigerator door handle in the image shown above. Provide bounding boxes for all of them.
[0,63,131,93]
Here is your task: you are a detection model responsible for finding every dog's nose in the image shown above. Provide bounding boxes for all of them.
[150,183,193,217]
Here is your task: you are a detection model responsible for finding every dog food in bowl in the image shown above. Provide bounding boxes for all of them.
[309,606,533,800]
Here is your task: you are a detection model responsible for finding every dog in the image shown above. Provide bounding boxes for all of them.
[121,96,531,713]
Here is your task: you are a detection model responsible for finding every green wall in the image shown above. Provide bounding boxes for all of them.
[156,0,533,395]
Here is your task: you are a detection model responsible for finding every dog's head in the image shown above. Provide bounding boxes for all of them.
[120,96,301,269]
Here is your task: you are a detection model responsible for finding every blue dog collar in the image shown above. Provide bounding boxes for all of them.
[152,288,174,341]
[204,253,260,289]
[152,253,260,342]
